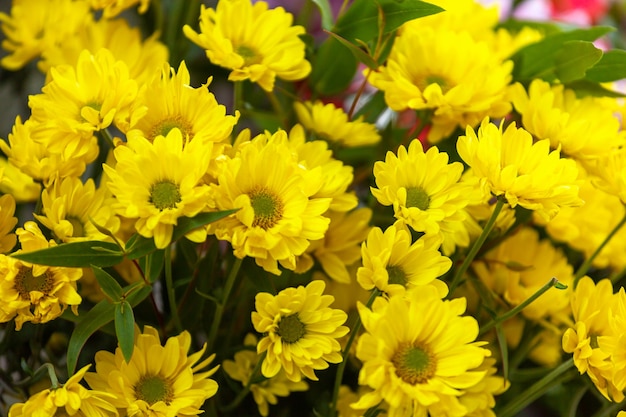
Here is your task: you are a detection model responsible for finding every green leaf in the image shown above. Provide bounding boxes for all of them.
[311,0,334,31]
[139,250,165,284]
[585,49,626,82]
[12,241,124,267]
[334,0,444,43]
[326,31,378,69]
[309,36,358,95]
[553,41,602,83]
[565,79,626,98]
[115,301,136,363]
[91,265,123,301]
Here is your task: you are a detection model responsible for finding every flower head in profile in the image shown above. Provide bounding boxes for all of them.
[457,118,582,221]
[8,365,118,417]
[251,280,349,382]
[223,333,308,416]
[0,194,18,253]
[183,0,311,91]
[294,101,381,148]
[353,287,491,416]
[0,157,41,203]
[104,128,214,249]
[85,325,219,416]
[0,222,82,330]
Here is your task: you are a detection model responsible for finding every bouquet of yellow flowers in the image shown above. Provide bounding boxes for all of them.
[1,0,626,416]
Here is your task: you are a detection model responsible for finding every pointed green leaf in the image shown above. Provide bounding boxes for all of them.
[139,250,165,284]
[12,241,124,267]
[115,301,135,363]
[566,79,626,97]
[91,265,123,300]
[309,36,358,95]
[585,49,626,83]
[326,31,378,69]
[554,41,602,83]
[334,0,444,43]
[311,0,334,31]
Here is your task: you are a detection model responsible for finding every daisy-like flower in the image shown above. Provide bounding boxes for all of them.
[251,280,349,382]
[34,177,120,243]
[183,0,311,92]
[294,101,381,148]
[0,222,82,330]
[357,224,451,297]
[103,128,214,249]
[9,365,118,417]
[223,334,308,416]
[0,157,41,203]
[0,194,18,254]
[585,147,626,205]
[457,117,582,221]
[511,80,626,160]
[353,286,491,417]
[209,130,332,275]
[371,139,470,249]
[458,358,508,417]
[89,0,149,17]
[85,325,219,416]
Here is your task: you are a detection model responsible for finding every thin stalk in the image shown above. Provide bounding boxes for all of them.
[574,209,626,286]
[449,196,506,295]
[265,90,289,128]
[206,257,243,353]
[164,245,183,333]
[220,351,267,412]
[43,363,60,389]
[347,68,372,119]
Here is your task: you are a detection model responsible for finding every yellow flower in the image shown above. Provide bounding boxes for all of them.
[357,224,451,297]
[85,325,219,416]
[103,128,214,249]
[222,334,308,416]
[353,287,491,416]
[585,147,626,205]
[209,130,331,274]
[0,194,17,254]
[511,79,626,160]
[8,365,118,417]
[458,358,508,417]
[89,0,149,17]
[183,0,311,92]
[371,139,470,250]
[34,177,120,243]
[251,280,349,382]
[0,222,82,330]
[457,118,582,221]
[0,157,41,203]
[294,101,381,148]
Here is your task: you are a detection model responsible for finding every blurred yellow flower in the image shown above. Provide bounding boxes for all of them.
[89,0,149,17]
[0,194,17,254]
[0,157,41,203]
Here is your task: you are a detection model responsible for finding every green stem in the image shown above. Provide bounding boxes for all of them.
[265,90,289,128]
[497,358,575,417]
[449,196,506,295]
[479,277,564,336]
[574,209,626,286]
[41,363,60,389]
[590,397,626,417]
[220,351,267,412]
[164,245,183,333]
[347,69,372,120]
[206,257,243,353]
[329,289,380,417]
[233,81,244,133]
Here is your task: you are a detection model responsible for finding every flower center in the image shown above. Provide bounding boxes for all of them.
[386,265,407,286]
[405,187,430,210]
[149,180,182,211]
[150,116,194,142]
[391,341,437,385]
[278,314,306,344]
[66,215,85,238]
[134,374,174,405]
[15,267,54,299]
[249,187,284,229]
[236,45,262,66]
[419,74,451,93]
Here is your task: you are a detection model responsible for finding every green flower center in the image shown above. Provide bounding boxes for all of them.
[15,267,54,300]
[134,374,174,405]
[250,187,284,229]
[149,180,182,211]
[236,45,262,66]
[419,74,451,93]
[386,265,407,286]
[66,215,85,238]
[391,341,437,385]
[278,314,306,344]
[150,116,194,142]
[405,187,430,211]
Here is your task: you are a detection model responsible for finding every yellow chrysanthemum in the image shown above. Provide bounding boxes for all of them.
[85,325,219,416]
[183,0,311,92]
[103,128,213,249]
[34,177,120,243]
[208,130,332,274]
[562,277,624,402]
[251,280,349,382]
[89,0,149,17]
[599,288,626,393]
[368,24,512,142]
[511,79,626,160]
[357,224,451,297]
[0,157,41,203]
[412,0,499,41]
[353,287,491,417]
[223,334,308,416]
[0,194,17,254]
[585,147,626,205]
[457,118,582,221]
[0,222,82,330]
[371,139,470,250]
[458,358,508,417]
[294,101,381,148]
[8,365,118,417]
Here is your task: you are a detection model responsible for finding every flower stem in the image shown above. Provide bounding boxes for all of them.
[220,351,267,412]
[497,358,575,417]
[43,363,60,389]
[449,196,506,295]
[574,208,626,286]
[164,245,183,333]
[206,257,243,353]
[479,277,565,335]
[347,68,372,120]
[329,289,380,417]
[265,90,289,128]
